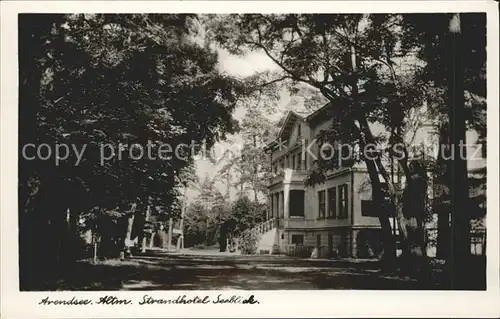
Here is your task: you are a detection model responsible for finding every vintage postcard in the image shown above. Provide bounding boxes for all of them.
[1,1,499,318]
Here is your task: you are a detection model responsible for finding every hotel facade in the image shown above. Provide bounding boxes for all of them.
[263,106,387,258]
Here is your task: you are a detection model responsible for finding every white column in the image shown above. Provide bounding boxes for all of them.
[284,183,290,218]
[279,191,283,218]
[268,195,272,219]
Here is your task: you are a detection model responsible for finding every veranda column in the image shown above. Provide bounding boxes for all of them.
[283,183,290,219]
[278,191,283,218]
[268,194,272,219]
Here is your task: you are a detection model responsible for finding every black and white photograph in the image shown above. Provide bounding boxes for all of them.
[1,1,499,318]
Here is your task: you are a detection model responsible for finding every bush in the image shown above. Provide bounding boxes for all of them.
[239,229,260,255]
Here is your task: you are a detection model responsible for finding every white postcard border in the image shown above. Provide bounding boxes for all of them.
[1,1,499,318]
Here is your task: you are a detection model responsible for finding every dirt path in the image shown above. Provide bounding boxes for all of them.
[26,251,459,291]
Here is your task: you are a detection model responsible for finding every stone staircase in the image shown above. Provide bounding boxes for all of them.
[251,218,280,255]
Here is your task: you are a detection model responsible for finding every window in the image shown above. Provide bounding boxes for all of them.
[361,199,392,217]
[338,184,349,219]
[361,200,377,217]
[337,141,352,167]
[275,193,280,217]
[327,187,337,218]
[298,124,302,137]
[296,153,302,170]
[318,190,326,219]
[289,190,305,217]
[292,156,296,171]
[316,234,321,247]
[291,234,304,245]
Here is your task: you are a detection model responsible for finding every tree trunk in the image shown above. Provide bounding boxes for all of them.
[206,219,209,245]
[349,44,397,265]
[253,135,259,202]
[226,172,231,200]
[168,218,173,250]
[179,187,187,249]
[359,129,397,264]
[447,13,470,289]
[124,203,137,255]
[436,124,451,259]
[142,203,152,253]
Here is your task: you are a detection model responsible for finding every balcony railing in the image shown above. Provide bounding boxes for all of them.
[282,217,351,229]
[269,170,285,185]
[269,168,308,185]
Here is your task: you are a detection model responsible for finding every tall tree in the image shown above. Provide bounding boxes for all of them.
[401,13,486,287]
[214,106,277,202]
[18,13,244,285]
[239,107,275,202]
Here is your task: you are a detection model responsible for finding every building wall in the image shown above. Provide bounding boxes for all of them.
[352,171,383,226]
[282,227,383,258]
[267,111,393,258]
[304,169,352,223]
[268,102,486,258]
[283,228,352,257]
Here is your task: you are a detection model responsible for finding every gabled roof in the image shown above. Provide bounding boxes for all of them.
[263,102,334,152]
[263,110,309,152]
[277,110,307,140]
[263,110,311,152]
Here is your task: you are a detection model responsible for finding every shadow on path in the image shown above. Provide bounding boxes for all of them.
[23,252,484,291]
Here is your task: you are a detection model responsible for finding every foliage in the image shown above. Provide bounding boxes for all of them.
[402,14,486,263]
[184,177,267,248]
[236,108,275,201]
[18,14,245,274]
[226,196,267,235]
[238,229,260,255]
[285,83,329,113]
[214,101,278,202]
[37,14,242,213]
[183,176,229,247]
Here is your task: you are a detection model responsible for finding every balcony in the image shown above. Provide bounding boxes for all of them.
[269,168,308,186]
